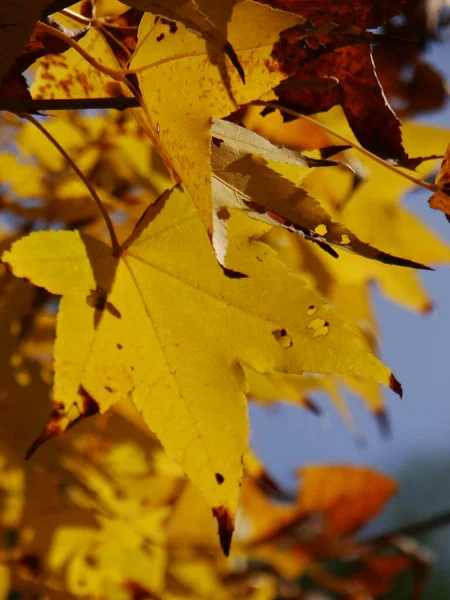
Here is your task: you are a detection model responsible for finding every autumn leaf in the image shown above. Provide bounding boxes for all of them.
[296,465,397,538]
[245,106,450,312]
[256,0,409,162]
[211,119,432,270]
[258,0,406,28]
[120,0,246,80]
[429,143,450,219]
[240,464,398,583]
[0,1,54,81]
[3,185,402,555]
[31,16,132,101]
[131,0,306,235]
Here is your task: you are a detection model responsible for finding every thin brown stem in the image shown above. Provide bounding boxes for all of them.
[15,113,121,257]
[0,97,139,112]
[370,509,450,544]
[60,8,92,25]
[37,21,126,82]
[254,101,440,194]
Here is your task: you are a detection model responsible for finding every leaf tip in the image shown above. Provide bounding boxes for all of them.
[303,397,323,417]
[422,300,434,315]
[26,386,100,459]
[25,402,66,459]
[375,408,392,438]
[220,264,248,279]
[223,41,245,84]
[389,373,403,398]
[212,505,234,556]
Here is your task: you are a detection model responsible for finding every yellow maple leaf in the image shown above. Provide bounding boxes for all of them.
[131,0,306,234]
[246,106,450,312]
[31,19,131,101]
[3,185,401,554]
[210,125,432,270]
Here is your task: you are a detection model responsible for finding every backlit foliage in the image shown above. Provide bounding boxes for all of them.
[0,0,449,597]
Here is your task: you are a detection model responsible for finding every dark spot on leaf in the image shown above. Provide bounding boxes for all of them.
[220,265,248,279]
[215,473,225,484]
[104,386,113,393]
[389,373,403,398]
[217,206,230,220]
[272,328,293,348]
[156,32,165,42]
[169,22,178,34]
[117,343,123,349]
[212,505,234,556]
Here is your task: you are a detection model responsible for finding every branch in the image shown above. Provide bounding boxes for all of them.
[253,100,440,194]
[15,112,121,257]
[370,509,450,545]
[0,96,140,113]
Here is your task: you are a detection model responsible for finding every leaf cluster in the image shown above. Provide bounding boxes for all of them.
[0,1,449,598]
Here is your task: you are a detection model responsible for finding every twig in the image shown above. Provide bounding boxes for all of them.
[370,509,450,544]
[0,97,140,113]
[253,101,440,194]
[60,8,92,25]
[36,21,127,81]
[14,113,121,257]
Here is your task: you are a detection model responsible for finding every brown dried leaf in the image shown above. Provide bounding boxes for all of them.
[429,143,450,218]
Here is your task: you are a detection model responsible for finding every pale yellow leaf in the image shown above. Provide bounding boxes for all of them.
[3,185,401,554]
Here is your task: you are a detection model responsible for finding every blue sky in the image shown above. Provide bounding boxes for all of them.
[250,37,450,598]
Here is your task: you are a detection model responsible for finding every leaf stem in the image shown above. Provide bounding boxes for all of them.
[37,21,127,82]
[61,8,139,30]
[37,21,197,79]
[35,20,166,173]
[253,101,440,194]
[0,97,139,112]
[16,112,121,257]
[60,8,92,25]
[370,508,450,544]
